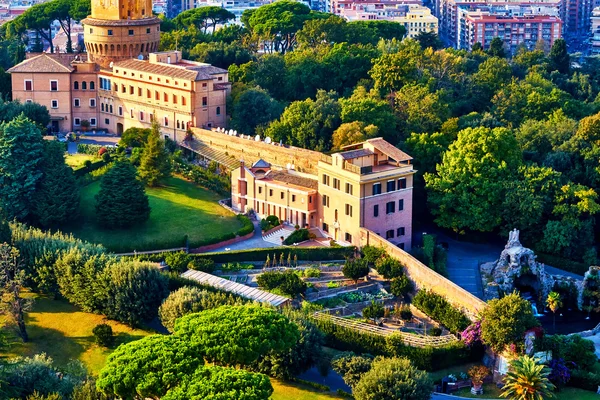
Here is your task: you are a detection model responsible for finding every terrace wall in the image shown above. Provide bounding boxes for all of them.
[190,128,322,174]
[359,228,486,318]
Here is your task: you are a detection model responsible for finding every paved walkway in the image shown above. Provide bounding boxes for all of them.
[207,221,279,253]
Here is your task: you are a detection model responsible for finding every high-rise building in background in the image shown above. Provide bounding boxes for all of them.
[591,7,600,54]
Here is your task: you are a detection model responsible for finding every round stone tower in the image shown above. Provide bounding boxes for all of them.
[81,0,160,68]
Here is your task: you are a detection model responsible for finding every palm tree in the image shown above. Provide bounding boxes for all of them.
[546,291,562,333]
[501,355,555,400]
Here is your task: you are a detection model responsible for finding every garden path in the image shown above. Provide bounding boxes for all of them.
[207,221,280,252]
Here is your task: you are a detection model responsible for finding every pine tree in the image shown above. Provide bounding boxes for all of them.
[0,114,44,221]
[487,37,506,58]
[549,38,570,74]
[138,121,171,187]
[95,161,151,229]
[33,141,80,228]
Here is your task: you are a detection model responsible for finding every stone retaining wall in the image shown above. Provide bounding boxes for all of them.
[359,228,487,318]
[191,128,322,174]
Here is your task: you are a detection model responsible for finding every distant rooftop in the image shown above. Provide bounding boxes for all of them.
[7,53,74,73]
[112,58,228,81]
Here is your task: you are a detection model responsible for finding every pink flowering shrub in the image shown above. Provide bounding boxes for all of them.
[461,321,482,347]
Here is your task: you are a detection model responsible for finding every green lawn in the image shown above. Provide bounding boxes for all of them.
[2,294,152,375]
[64,176,242,252]
[271,380,345,400]
[65,153,96,168]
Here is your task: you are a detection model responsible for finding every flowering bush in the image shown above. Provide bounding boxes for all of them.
[549,358,571,387]
[468,365,490,385]
[461,321,482,347]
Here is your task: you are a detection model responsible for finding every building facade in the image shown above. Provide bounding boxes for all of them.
[231,138,415,249]
[8,0,229,136]
[591,7,600,54]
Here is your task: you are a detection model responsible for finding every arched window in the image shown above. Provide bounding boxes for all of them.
[90,81,95,90]
[74,81,79,90]
[216,106,221,116]
[82,81,87,90]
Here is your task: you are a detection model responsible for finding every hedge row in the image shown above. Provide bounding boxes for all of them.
[313,317,481,371]
[73,159,108,177]
[191,246,356,263]
[412,290,471,334]
[77,143,118,155]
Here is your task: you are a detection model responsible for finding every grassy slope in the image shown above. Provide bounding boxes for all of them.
[64,176,242,252]
[2,294,152,375]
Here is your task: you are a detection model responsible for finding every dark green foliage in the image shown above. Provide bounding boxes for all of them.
[236,214,254,236]
[342,258,369,283]
[362,301,384,322]
[415,31,442,50]
[412,290,470,334]
[260,215,280,231]
[248,309,324,379]
[549,39,570,75]
[398,305,412,321]
[172,157,230,197]
[231,87,282,135]
[283,228,310,245]
[0,114,44,221]
[362,245,386,264]
[165,251,192,273]
[191,246,355,263]
[92,323,114,347]
[187,257,215,273]
[158,286,245,333]
[99,260,169,326]
[138,121,172,187]
[174,305,300,366]
[71,380,112,400]
[33,140,80,228]
[487,37,505,58]
[374,256,403,279]
[569,370,600,391]
[0,100,50,128]
[331,352,374,388]
[95,161,151,229]
[390,275,414,297]
[96,334,203,399]
[256,270,307,297]
[538,334,597,372]
[480,292,540,353]
[189,41,252,69]
[76,143,118,155]
[0,213,11,244]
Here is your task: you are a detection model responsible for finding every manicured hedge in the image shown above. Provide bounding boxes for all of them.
[313,316,481,371]
[73,159,108,177]
[412,290,470,334]
[191,246,356,263]
[283,229,310,245]
[77,143,117,155]
[236,214,254,237]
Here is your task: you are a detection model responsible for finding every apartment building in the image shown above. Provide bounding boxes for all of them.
[8,0,229,135]
[330,0,421,16]
[231,138,415,249]
[340,3,438,37]
[592,7,600,54]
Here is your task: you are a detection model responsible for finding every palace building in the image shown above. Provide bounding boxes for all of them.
[230,138,415,250]
[8,0,229,136]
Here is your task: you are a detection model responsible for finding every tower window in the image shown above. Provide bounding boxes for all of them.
[73,81,79,90]
[89,28,93,34]
[146,28,151,34]
[81,81,87,90]
[129,30,134,36]
[107,29,113,36]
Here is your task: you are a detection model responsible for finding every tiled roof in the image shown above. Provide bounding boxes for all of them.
[267,170,319,190]
[366,138,413,162]
[339,148,373,160]
[113,59,227,81]
[7,53,74,73]
[181,270,289,307]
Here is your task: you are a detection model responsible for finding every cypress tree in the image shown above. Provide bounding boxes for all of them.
[138,121,171,187]
[95,161,150,229]
[33,140,80,228]
[549,38,570,74]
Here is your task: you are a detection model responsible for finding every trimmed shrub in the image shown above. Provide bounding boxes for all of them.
[165,251,192,273]
[260,215,280,232]
[257,270,307,297]
[92,323,114,347]
[236,214,254,236]
[412,290,470,334]
[283,229,310,245]
[362,246,386,264]
[391,275,415,297]
[188,258,215,273]
[399,305,412,321]
[374,256,404,279]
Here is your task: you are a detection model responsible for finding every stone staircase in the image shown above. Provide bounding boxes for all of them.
[263,227,294,246]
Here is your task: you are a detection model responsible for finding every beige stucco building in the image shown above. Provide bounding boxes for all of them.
[8,0,229,136]
[231,138,415,250]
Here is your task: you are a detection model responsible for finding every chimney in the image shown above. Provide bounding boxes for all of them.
[240,160,245,179]
[167,56,171,64]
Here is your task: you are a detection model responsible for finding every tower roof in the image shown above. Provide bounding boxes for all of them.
[252,159,271,168]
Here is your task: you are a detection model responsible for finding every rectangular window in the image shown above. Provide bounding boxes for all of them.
[397,227,405,236]
[102,118,108,125]
[387,180,396,192]
[146,28,151,34]
[139,111,144,121]
[130,109,134,118]
[50,80,58,91]
[164,92,168,101]
[372,183,381,195]
[155,91,159,100]
[202,97,207,106]
[109,105,113,114]
[373,204,379,217]
[333,178,340,190]
[345,232,352,242]
[173,94,177,104]
[292,195,296,202]
[121,85,126,93]
[128,29,134,35]
[386,201,395,214]
[74,118,81,126]
[101,103,105,112]
[398,242,405,250]
[345,183,353,195]
[90,98,96,107]
[24,80,32,91]
[345,204,352,217]
[269,189,273,197]
[51,100,58,108]
[182,96,186,106]
[118,106,123,116]
[386,230,394,239]
[322,195,329,207]
[202,82,208,88]
[398,199,404,211]
[138,87,142,97]
[108,29,113,36]
[90,118,97,126]
[164,116,169,126]
[398,178,407,189]
[280,192,284,200]
[129,86,134,95]
[322,222,329,233]
[258,187,262,194]
[74,98,80,107]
